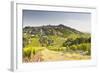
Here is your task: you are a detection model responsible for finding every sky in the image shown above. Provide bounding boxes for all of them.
[23,10,91,33]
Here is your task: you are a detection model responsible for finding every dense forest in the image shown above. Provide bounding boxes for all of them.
[22,24,91,62]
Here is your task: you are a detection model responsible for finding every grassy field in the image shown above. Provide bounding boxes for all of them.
[23,35,91,62]
[23,47,90,62]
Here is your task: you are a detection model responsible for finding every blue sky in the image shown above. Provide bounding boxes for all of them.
[23,10,91,33]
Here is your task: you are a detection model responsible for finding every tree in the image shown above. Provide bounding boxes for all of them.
[23,33,31,48]
[63,38,73,47]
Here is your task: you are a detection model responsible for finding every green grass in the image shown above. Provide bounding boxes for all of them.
[27,37,41,47]
[48,36,67,47]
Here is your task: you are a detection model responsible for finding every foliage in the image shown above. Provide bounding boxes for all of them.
[63,37,91,47]
[23,47,45,58]
[48,46,66,52]
[23,47,31,58]
[62,37,91,55]
[23,33,31,48]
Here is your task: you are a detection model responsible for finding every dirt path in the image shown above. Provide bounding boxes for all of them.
[40,49,90,61]
[23,49,90,62]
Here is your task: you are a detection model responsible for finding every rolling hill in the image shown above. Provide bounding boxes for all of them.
[23,24,85,37]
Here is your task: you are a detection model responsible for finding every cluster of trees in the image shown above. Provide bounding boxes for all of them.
[38,28,54,47]
[23,33,31,48]
[62,37,91,55]
[39,36,54,47]
[63,37,91,46]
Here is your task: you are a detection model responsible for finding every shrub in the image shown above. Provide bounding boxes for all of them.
[70,45,77,51]
[23,47,45,58]
[48,46,67,52]
[76,43,91,55]
[23,47,31,58]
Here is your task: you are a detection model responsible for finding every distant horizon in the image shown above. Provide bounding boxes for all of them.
[23,10,91,33]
